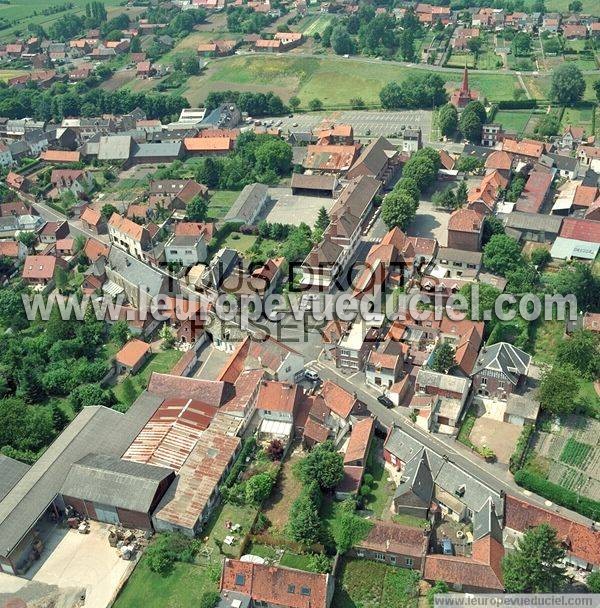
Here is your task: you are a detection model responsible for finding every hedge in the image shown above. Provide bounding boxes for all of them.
[514,469,600,521]
[509,424,534,474]
[223,437,257,489]
[497,99,538,110]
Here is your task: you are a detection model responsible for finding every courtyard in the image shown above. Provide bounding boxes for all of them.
[263,187,336,228]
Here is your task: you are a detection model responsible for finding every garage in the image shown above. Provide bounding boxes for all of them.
[61,453,175,530]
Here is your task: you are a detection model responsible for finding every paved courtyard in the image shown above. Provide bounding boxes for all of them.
[264,110,433,141]
[0,522,136,608]
[264,187,336,228]
[470,418,522,465]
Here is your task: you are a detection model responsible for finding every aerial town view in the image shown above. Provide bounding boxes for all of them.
[1,0,600,606]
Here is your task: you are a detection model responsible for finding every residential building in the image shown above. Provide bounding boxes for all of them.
[108,213,152,260]
[447,208,484,252]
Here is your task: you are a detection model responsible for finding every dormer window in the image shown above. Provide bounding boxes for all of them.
[235,574,245,586]
[300,587,311,596]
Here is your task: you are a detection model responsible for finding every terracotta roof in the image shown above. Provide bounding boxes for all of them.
[338,464,364,493]
[84,238,109,261]
[505,494,600,566]
[358,520,428,557]
[80,206,102,227]
[0,241,20,257]
[303,417,330,443]
[304,144,360,172]
[448,208,484,233]
[184,137,233,152]
[108,212,146,242]
[147,373,228,405]
[116,339,150,368]
[560,217,600,243]
[174,221,214,240]
[41,150,81,163]
[515,171,554,214]
[502,138,543,159]
[344,417,374,464]
[22,255,57,280]
[257,380,299,414]
[320,380,357,419]
[221,559,331,608]
[574,184,598,208]
[485,150,512,171]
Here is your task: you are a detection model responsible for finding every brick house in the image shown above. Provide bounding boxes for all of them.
[447,208,484,252]
[470,342,531,399]
[22,255,67,286]
[80,206,106,235]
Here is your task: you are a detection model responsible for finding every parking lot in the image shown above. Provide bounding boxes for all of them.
[264,110,433,142]
[264,187,336,227]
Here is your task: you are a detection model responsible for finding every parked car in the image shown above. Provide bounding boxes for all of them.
[377,395,394,408]
[304,369,320,382]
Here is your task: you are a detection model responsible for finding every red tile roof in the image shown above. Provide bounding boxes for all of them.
[505,494,600,566]
[108,212,147,242]
[320,380,358,419]
[344,417,374,464]
[115,339,150,368]
[358,520,428,557]
[221,559,331,608]
[303,417,330,443]
[574,184,598,208]
[0,240,20,257]
[184,137,233,152]
[84,238,109,261]
[560,217,600,243]
[515,171,553,214]
[502,138,543,159]
[22,255,57,280]
[41,150,81,163]
[81,206,102,227]
[257,380,299,414]
[448,208,484,233]
[148,373,228,405]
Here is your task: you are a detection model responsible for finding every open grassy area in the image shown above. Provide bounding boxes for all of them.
[183,55,520,107]
[494,110,534,136]
[531,319,564,365]
[113,558,218,608]
[392,513,429,528]
[0,0,124,41]
[0,69,26,81]
[113,349,183,407]
[333,558,420,608]
[207,189,239,221]
[561,105,596,137]
[301,14,336,36]
[222,232,258,253]
[362,438,394,517]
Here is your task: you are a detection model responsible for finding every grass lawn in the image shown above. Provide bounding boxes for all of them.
[262,450,304,533]
[183,55,520,107]
[113,559,218,608]
[561,105,595,136]
[207,189,239,221]
[333,558,420,608]
[362,438,394,518]
[113,349,183,407]
[445,52,476,68]
[530,319,563,365]
[222,232,258,253]
[392,513,429,528]
[0,69,27,81]
[279,552,315,571]
[477,52,503,70]
[301,14,336,36]
[494,110,533,136]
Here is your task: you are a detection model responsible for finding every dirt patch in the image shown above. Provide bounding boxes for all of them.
[262,448,304,533]
[100,68,137,92]
[470,418,522,464]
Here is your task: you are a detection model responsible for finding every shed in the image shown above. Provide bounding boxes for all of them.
[61,453,174,529]
[116,339,151,374]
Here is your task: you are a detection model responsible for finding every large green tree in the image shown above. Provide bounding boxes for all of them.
[430,341,455,373]
[483,234,524,276]
[538,365,580,416]
[556,330,600,380]
[295,441,344,490]
[438,103,458,138]
[381,190,418,230]
[550,63,586,106]
[503,524,566,592]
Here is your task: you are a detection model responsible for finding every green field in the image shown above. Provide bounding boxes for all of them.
[184,55,521,107]
[0,0,124,41]
[494,110,534,135]
[301,14,336,36]
[561,105,596,137]
[560,437,593,468]
[207,189,239,221]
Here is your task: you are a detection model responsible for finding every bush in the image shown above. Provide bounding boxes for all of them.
[497,99,538,109]
[145,533,198,575]
[199,591,221,608]
[252,512,271,534]
[509,424,534,474]
[223,437,257,488]
[514,469,600,520]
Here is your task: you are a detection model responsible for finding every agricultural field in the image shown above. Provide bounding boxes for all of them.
[183,55,521,107]
[0,0,124,41]
[0,69,26,81]
[300,14,336,36]
[445,52,476,69]
[528,415,600,502]
[333,558,420,608]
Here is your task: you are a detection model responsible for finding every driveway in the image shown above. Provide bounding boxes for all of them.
[0,522,136,608]
[407,199,450,244]
[264,187,336,228]
[470,418,522,465]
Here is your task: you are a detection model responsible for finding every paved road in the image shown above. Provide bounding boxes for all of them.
[231,50,600,76]
[32,201,109,244]
[306,354,597,527]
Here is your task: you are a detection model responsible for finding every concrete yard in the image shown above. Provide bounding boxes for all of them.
[263,110,432,141]
[0,522,138,608]
[470,418,522,465]
[264,187,336,228]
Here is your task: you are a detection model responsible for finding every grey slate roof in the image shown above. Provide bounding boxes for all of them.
[224,183,269,224]
[61,453,173,513]
[98,135,133,160]
[394,450,434,508]
[0,455,30,503]
[385,426,504,515]
[498,211,563,234]
[107,246,169,298]
[473,497,503,542]
[505,393,540,420]
[437,247,482,265]
[547,153,578,173]
[0,394,163,557]
[349,136,396,177]
[416,369,471,400]
[470,342,531,385]
[132,142,182,159]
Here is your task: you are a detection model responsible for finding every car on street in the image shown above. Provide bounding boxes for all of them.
[377,395,394,408]
[304,369,320,382]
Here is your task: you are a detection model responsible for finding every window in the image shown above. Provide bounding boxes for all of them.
[287,584,296,594]
[235,574,245,586]
[375,552,385,561]
[390,556,396,564]
[499,381,504,389]
[300,587,311,596]
[405,558,413,567]
[481,377,487,386]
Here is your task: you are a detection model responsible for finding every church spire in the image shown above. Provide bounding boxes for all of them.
[461,65,469,94]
